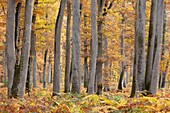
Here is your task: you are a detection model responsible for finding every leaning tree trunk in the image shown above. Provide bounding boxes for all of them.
[18,0,34,99]
[53,0,66,96]
[88,0,98,94]
[64,0,71,93]
[48,51,52,84]
[145,0,158,91]
[149,0,164,95]
[6,0,16,98]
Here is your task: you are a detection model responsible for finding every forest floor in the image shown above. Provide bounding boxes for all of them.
[0,83,170,113]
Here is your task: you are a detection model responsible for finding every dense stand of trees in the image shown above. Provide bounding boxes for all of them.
[1,0,169,99]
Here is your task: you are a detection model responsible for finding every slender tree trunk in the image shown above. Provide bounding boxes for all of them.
[6,0,16,98]
[3,50,7,86]
[103,37,109,92]
[18,0,34,99]
[118,12,125,90]
[53,0,66,96]
[31,0,38,88]
[88,0,98,94]
[83,14,89,88]
[130,2,139,98]
[48,52,52,84]
[149,0,164,95]
[43,49,48,88]
[159,7,167,88]
[71,0,81,93]
[96,0,105,95]
[145,0,158,91]
[64,0,71,93]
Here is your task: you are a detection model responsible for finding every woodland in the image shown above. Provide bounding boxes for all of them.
[0,0,170,112]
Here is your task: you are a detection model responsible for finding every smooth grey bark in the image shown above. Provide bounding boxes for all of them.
[53,0,66,96]
[43,49,48,88]
[71,0,81,93]
[48,52,52,84]
[130,2,139,98]
[103,37,109,92]
[64,0,71,93]
[6,0,16,98]
[159,8,167,88]
[136,0,146,91]
[118,12,125,90]
[96,0,105,95]
[31,0,38,88]
[83,14,89,88]
[145,0,158,91]
[18,0,34,99]
[3,50,7,86]
[11,1,22,98]
[149,0,164,95]
[88,0,98,94]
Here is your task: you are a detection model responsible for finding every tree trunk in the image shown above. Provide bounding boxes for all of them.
[48,51,52,84]
[53,0,66,96]
[103,37,109,92]
[136,0,146,91]
[145,0,158,91]
[3,50,7,86]
[149,0,164,95]
[159,7,167,88]
[18,0,34,99]
[83,14,89,88]
[71,0,81,93]
[11,1,22,98]
[6,0,16,98]
[96,0,105,95]
[118,12,125,90]
[43,49,48,88]
[88,0,98,94]
[64,0,71,93]
[31,0,38,88]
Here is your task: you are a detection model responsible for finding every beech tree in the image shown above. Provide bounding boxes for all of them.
[88,0,98,94]
[53,0,66,96]
[71,0,81,93]
[18,0,34,99]
[6,0,16,98]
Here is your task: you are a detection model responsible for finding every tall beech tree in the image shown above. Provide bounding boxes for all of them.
[130,0,146,97]
[18,0,34,99]
[53,0,66,96]
[88,0,98,94]
[71,0,81,93]
[64,0,71,93]
[6,0,16,98]
[149,0,164,95]
[145,0,158,91]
